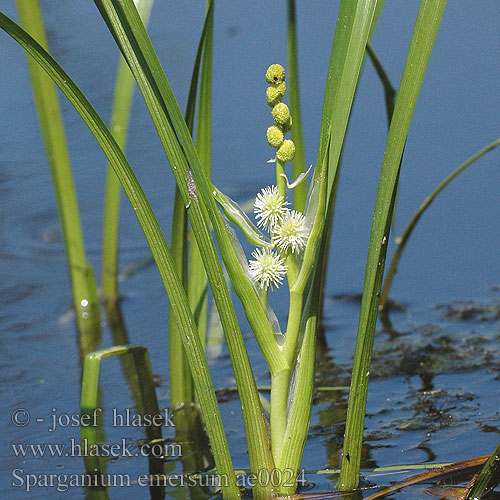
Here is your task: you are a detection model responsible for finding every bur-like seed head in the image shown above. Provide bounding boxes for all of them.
[273,209,307,254]
[266,64,285,85]
[248,248,287,290]
[254,185,288,230]
[266,86,282,108]
[272,102,291,126]
[281,116,293,134]
[276,81,286,97]
[276,139,295,163]
[267,126,284,148]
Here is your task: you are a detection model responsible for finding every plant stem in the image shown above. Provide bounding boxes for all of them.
[81,345,162,480]
[283,290,303,363]
[283,169,327,363]
[270,369,290,465]
[276,158,286,198]
[277,309,317,494]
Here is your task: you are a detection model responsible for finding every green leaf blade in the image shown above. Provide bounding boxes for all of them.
[339,0,447,489]
[16,0,101,340]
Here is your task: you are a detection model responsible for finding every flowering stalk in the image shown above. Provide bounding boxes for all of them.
[232,64,325,476]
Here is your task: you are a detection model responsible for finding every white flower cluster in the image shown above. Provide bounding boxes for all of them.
[248,248,287,290]
[248,186,308,290]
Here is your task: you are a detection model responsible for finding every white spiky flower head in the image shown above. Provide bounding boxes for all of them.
[248,248,287,290]
[273,209,307,254]
[254,185,288,231]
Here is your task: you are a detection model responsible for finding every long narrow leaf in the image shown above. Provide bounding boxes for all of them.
[465,441,500,500]
[366,42,396,128]
[188,0,214,347]
[379,137,500,312]
[286,0,382,371]
[170,0,214,411]
[102,0,152,304]
[0,13,241,498]
[313,0,379,345]
[92,2,280,497]
[339,0,447,489]
[315,0,378,197]
[16,0,101,341]
[287,0,306,212]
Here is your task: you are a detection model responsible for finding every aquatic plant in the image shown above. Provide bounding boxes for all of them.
[0,0,451,497]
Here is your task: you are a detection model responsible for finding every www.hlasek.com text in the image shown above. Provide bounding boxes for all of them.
[12,438,182,459]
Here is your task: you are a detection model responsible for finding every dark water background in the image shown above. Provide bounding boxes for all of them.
[1,1,499,498]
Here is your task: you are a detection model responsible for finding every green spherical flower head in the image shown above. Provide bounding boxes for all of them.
[266,64,285,85]
[281,116,293,134]
[272,102,291,126]
[276,139,295,163]
[267,126,284,148]
[266,86,282,108]
[276,81,286,97]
